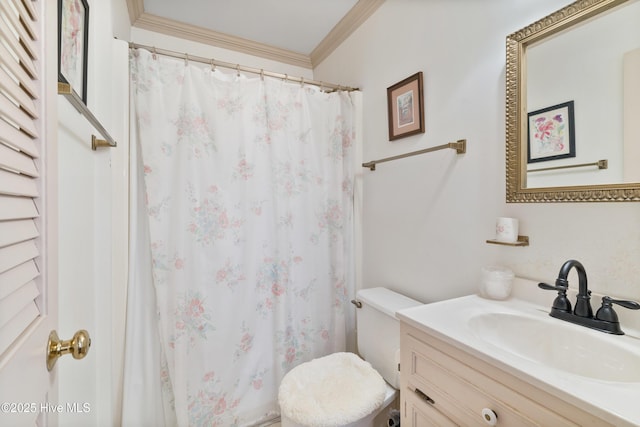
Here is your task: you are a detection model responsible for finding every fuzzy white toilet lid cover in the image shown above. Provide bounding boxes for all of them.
[278,352,387,427]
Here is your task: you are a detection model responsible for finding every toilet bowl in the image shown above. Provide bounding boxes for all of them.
[278,288,421,427]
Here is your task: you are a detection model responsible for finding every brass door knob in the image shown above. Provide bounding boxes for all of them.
[47,330,91,371]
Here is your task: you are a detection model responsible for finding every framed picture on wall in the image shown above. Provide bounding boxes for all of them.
[387,72,425,141]
[58,0,89,104]
[527,101,576,163]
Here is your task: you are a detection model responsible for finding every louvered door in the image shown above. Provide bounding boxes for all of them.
[0,0,58,425]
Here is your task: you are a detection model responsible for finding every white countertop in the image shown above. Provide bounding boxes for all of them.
[397,294,640,427]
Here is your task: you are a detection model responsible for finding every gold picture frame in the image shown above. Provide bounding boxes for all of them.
[505,0,640,202]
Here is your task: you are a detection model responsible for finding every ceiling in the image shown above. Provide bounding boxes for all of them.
[125,0,385,68]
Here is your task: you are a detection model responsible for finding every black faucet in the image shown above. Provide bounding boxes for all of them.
[538,260,640,335]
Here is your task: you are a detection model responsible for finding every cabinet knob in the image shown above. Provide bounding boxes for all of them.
[481,408,498,426]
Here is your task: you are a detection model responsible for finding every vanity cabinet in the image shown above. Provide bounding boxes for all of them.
[399,322,614,427]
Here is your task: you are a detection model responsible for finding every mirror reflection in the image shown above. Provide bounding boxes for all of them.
[506,0,640,202]
[525,0,640,189]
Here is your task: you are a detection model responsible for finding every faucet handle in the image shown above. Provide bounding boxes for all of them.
[595,296,640,323]
[538,282,572,313]
[605,297,640,310]
[538,282,566,291]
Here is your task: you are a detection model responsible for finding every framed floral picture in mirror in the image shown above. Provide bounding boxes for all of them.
[527,101,576,163]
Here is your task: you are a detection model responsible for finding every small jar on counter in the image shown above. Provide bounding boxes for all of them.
[479,266,515,300]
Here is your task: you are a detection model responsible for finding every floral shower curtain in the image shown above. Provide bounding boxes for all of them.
[122,48,360,427]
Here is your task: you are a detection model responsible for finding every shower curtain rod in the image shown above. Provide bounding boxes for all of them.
[128,42,359,92]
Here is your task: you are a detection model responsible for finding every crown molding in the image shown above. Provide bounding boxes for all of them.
[126,0,144,25]
[124,0,383,69]
[132,12,312,68]
[310,0,385,67]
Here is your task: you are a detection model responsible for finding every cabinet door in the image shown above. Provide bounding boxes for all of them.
[402,388,458,427]
[401,323,610,427]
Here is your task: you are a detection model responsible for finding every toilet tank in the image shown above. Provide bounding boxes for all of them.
[356,287,422,389]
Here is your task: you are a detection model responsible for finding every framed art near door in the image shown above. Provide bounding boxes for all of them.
[58,0,89,104]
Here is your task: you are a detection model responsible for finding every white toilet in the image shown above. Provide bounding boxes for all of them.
[278,287,421,427]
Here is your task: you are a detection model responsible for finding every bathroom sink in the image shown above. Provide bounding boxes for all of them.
[397,291,640,426]
[468,312,640,382]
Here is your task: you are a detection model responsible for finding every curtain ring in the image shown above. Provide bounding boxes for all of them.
[210,59,216,71]
[284,74,288,82]
[152,46,157,60]
[300,77,304,88]
[260,69,264,81]
[184,53,189,65]
[320,81,324,92]
[236,64,240,77]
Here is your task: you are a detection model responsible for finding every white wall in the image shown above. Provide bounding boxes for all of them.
[58,0,129,426]
[314,0,640,304]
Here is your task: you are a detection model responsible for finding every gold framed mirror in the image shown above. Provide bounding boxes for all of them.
[506,0,640,202]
